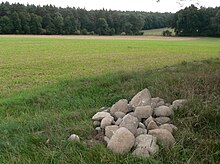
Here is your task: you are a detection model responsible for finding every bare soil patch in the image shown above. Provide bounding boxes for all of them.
[0,35,200,41]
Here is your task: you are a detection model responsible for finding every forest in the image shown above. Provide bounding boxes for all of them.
[0,2,171,35]
[0,2,219,36]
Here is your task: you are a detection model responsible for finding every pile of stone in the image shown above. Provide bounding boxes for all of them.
[92,88,187,158]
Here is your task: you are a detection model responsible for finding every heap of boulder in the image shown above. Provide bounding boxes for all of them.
[92,88,187,158]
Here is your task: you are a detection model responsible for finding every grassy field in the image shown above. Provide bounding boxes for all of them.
[0,36,220,163]
[143,28,175,36]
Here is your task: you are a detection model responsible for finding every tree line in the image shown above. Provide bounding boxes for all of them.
[171,5,220,36]
[0,2,172,35]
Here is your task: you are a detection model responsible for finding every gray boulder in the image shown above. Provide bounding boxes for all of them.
[148,129,175,147]
[144,116,154,127]
[68,134,80,142]
[132,147,150,158]
[129,89,151,108]
[136,128,148,136]
[92,111,111,121]
[120,114,139,135]
[147,120,158,130]
[115,118,122,126]
[100,116,114,129]
[155,117,171,125]
[110,99,129,115]
[105,125,119,138]
[134,106,153,120]
[154,105,173,117]
[107,127,135,154]
[114,111,126,119]
[93,121,101,127]
[159,124,178,134]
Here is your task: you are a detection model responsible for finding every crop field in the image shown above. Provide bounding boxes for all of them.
[143,28,175,36]
[0,35,220,163]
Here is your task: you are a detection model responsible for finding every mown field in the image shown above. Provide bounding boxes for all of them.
[0,36,220,163]
[143,28,175,36]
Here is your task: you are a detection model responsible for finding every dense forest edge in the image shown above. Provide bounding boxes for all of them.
[0,2,219,36]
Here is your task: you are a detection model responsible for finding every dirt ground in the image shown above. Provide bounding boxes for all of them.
[0,35,200,40]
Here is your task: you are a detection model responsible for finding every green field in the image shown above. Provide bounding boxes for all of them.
[0,36,220,163]
[143,28,175,36]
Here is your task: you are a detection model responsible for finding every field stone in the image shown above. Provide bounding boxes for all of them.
[114,111,126,119]
[115,118,122,126]
[154,105,173,117]
[92,112,111,121]
[120,114,139,135]
[138,122,146,129]
[155,117,171,125]
[95,127,102,133]
[136,128,148,136]
[147,120,158,130]
[135,134,159,155]
[104,136,110,144]
[68,134,80,142]
[105,125,119,138]
[151,97,160,108]
[134,106,153,119]
[110,99,129,115]
[172,99,188,110]
[132,147,150,158]
[93,121,101,127]
[129,88,151,108]
[107,127,135,154]
[148,129,175,147]
[157,100,165,107]
[159,124,178,133]
[144,116,154,127]
[101,116,114,129]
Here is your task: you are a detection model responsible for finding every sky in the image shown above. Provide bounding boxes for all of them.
[3,0,220,13]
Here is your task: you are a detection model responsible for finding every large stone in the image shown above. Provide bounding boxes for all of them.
[114,111,126,119]
[92,112,111,121]
[151,97,160,109]
[147,120,158,130]
[129,89,151,108]
[159,124,178,134]
[100,116,114,129]
[172,99,187,110]
[120,114,139,135]
[132,147,150,158]
[115,118,122,126]
[68,134,80,142]
[138,122,146,129]
[110,99,129,115]
[134,106,153,120]
[136,128,148,136]
[148,129,175,147]
[154,117,171,125]
[154,105,173,117]
[135,134,159,155]
[105,125,119,138]
[93,121,101,127]
[144,116,154,127]
[107,127,135,154]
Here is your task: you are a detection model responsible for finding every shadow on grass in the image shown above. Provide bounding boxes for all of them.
[0,58,219,163]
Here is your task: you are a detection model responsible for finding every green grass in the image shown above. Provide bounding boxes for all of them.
[143,28,175,36]
[0,37,220,163]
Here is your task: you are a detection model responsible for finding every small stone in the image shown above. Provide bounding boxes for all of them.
[120,114,139,135]
[104,136,110,144]
[155,117,171,125]
[68,134,80,142]
[92,112,111,121]
[134,106,153,120]
[172,99,188,110]
[148,129,175,147]
[147,120,158,130]
[115,118,122,126]
[100,107,110,112]
[159,124,178,134]
[128,112,136,117]
[107,127,135,154]
[136,128,148,136]
[154,106,173,117]
[93,121,101,127]
[110,99,129,115]
[132,147,150,158]
[135,134,159,155]
[101,116,114,129]
[144,116,154,127]
[151,97,160,109]
[157,100,165,107]
[95,127,102,133]
[138,122,146,129]
[129,88,151,108]
[114,111,126,119]
[105,125,119,138]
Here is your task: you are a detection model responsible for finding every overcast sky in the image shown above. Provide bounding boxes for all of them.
[3,0,220,13]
